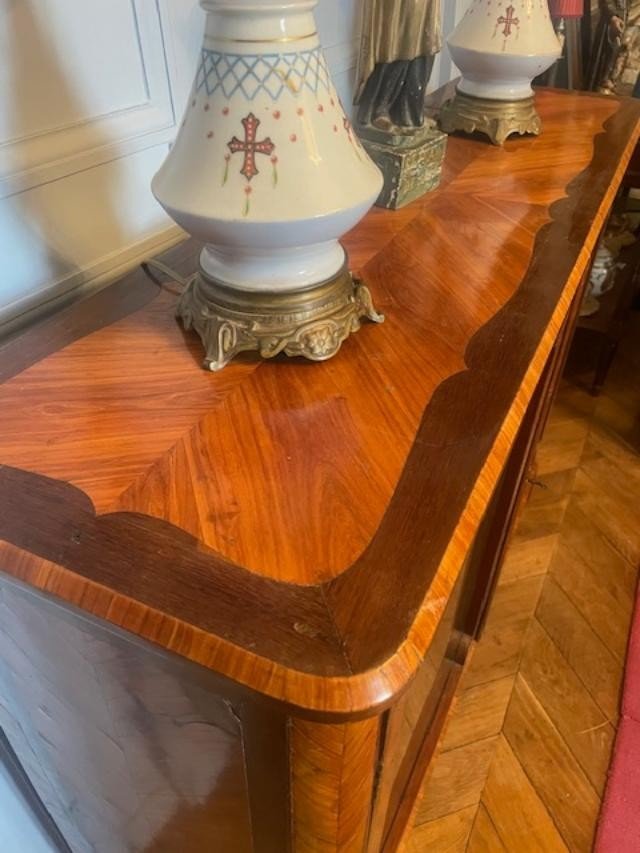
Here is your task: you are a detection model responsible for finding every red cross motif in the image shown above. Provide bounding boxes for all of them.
[497,5,519,38]
[227,113,275,181]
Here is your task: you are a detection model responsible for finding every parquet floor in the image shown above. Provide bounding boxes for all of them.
[408,310,640,852]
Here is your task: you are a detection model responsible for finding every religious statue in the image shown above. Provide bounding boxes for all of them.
[589,0,640,95]
[353,0,447,209]
[355,0,442,131]
[588,0,628,91]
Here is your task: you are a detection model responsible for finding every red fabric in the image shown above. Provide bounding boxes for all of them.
[596,720,640,851]
[622,591,640,721]
[597,583,640,852]
[548,0,584,16]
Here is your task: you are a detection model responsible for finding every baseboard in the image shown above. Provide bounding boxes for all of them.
[0,225,186,341]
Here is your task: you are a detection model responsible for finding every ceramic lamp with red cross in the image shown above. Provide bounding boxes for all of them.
[440,0,561,144]
[151,0,383,370]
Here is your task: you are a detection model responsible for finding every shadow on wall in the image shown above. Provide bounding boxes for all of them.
[0,0,126,338]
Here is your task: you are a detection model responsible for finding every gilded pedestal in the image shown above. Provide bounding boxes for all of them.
[358,121,447,209]
[177,265,384,371]
[439,90,542,146]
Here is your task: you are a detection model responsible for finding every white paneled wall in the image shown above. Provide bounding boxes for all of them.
[0,0,470,329]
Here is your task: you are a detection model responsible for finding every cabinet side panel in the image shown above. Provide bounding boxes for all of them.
[290,716,380,853]
[0,578,253,853]
[367,569,466,852]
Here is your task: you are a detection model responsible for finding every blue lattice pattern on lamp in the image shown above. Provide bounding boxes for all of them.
[195,47,332,101]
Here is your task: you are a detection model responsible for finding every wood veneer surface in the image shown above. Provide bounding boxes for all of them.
[0,90,638,716]
[0,578,254,853]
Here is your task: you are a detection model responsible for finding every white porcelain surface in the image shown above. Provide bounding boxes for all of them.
[447,0,561,101]
[200,241,346,291]
[450,44,560,100]
[152,0,383,291]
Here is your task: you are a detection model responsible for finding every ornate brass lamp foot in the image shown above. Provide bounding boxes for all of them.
[439,90,542,146]
[177,264,384,371]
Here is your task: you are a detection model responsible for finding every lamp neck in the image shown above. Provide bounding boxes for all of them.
[200,1,316,12]
[201,0,318,48]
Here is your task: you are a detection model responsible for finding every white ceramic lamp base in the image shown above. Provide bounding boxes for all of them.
[199,241,346,293]
[152,0,384,369]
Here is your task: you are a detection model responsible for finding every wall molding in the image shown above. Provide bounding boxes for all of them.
[0,225,185,339]
[0,0,176,199]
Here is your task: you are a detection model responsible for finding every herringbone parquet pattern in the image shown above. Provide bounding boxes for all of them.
[409,312,640,852]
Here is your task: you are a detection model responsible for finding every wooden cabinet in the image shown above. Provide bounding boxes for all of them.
[0,90,638,852]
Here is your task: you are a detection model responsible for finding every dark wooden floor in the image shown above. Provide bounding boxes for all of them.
[409,312,640,851]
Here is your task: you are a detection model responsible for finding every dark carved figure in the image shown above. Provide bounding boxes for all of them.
[355,0,442,132]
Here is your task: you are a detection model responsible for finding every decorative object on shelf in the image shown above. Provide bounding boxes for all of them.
[353,0,447,209]
[588,0,627,92]
[439,0,561,145]
[546,0,584,90]
[587,0,640,97]
[579,214,635,316]
[152,0,384,371]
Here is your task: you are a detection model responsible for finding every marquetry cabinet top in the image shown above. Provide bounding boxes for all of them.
[1,90,638,717]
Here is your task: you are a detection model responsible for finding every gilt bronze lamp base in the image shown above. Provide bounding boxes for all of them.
[177,264,383,372]
[439,90,542,146]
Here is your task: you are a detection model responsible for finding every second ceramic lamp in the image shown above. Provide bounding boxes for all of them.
[440,0,561,144]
